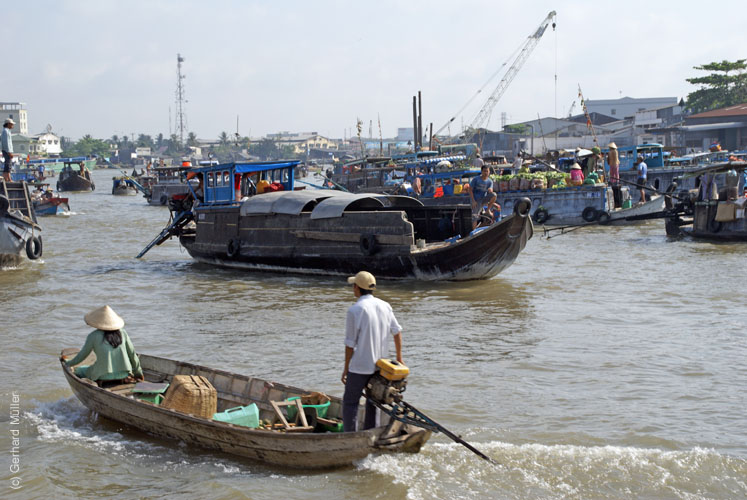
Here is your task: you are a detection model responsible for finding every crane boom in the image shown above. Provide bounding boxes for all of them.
[468,11,556,133]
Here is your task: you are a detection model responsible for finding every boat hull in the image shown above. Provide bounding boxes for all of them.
[58,173,94,192]
[61,352,431,469]
[179,203,533,281]
[0,215,35,266]
[33,198,70,216]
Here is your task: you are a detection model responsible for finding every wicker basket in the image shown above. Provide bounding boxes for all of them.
[162,375,217,418]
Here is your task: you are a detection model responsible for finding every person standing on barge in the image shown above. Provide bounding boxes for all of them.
[635,155,648,203]
[341,271,403,432]
[607,143,621,208]
[1,118,14,182]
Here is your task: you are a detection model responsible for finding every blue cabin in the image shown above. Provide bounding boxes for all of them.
[603,143,665,172]
[191,160,299,206]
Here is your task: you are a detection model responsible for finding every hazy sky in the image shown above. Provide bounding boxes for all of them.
[4,1,745,141]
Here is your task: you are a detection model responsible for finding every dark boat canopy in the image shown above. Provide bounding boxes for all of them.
[239,190,423,219]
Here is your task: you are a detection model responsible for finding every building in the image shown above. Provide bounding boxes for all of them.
[681,103,747,151]
[264,132,337,155]
[0,102,29,135]
[32,131,62,156]
[584,97,678,120]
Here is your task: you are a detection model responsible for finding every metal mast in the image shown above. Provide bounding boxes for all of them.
[175,53,187,145]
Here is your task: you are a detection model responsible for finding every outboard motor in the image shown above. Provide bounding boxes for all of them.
[366,359,408,405]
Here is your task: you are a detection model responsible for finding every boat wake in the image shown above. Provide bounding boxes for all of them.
[26,398,244,475]
[360,439,747,499]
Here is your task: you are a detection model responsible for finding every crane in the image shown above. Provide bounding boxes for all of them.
[434,11,556,141]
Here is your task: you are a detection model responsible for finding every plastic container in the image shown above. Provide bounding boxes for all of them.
[285,396,330,421]
[213,403,260,428]
[622,199,632,209]
[136,393,164,405]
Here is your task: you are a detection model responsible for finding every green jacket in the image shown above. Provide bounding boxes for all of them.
[66,329,143,381]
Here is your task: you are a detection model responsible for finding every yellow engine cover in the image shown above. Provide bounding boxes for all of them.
[376,358,409,381]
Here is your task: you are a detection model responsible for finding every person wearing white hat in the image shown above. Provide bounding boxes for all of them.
[61,305,144,385]
[341,271,403,432]
[1,118,14,181]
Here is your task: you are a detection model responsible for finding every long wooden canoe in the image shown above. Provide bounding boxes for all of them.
[60,350,431,469]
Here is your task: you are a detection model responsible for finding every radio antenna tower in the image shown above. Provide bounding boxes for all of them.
[175,53,187,145]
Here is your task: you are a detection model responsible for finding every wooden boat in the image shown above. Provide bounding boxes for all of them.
[0,181,43,265]
[146,165,193,205]
[111,176,138,195]
[664,161,747,241]
[57,162,95,192]
[139,161,533,280]
[60,349,431,469]
[30,185,70,216]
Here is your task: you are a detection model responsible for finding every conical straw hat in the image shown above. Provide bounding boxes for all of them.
[84,305,124,331]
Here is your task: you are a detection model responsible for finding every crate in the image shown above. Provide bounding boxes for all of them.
[213,403,260,428]
[285,393,330,421]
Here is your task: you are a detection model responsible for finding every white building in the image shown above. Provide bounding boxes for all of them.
[32,131,62,156]
[0,102,29,135]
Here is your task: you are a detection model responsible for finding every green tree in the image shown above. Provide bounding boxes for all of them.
[137,134,153,148]
[685,59,747,113]
[252,138,279,160]
[156,133,164,148]
[63,135,111,157]
[187,132,198,147]
[219,131,230,146]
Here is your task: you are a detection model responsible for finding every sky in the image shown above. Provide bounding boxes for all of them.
[4,0,746,142]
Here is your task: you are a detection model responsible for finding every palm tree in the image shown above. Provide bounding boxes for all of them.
[219,131,229,146]
[187,132,198,147]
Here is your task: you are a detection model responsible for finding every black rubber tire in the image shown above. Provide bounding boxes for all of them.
[26,235,43,260]
[226,238,240,258]
[597,211,611,225]
[708,217,722,233]
[533,208,549,224]
[91,182,95,191]
[0,194,8,214]
[159,194,168,205]
[360,234,378,256]
[582,206,598,222]
[514,197,531,217]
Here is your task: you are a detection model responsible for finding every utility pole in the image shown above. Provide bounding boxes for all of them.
[175,53,187,145]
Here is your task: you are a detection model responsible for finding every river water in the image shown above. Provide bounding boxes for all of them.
[1,168,745,499]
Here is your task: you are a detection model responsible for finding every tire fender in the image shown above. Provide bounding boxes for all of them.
[597,211,611,225]
[533,207,549,224]
[360,233,378,256]
[26,235,43,260]
[513,197,531,217]
[582,206,598,222]
[159,194,168,205]
[226,238,240,258]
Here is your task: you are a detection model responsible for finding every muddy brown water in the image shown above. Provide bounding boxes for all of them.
[1,169,745,499]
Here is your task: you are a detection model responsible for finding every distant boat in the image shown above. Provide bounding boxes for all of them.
[30,184,70,215]
[60,350,431,469]
[57,162,95,192]
[0,181,43,265]
[111,176,138,196]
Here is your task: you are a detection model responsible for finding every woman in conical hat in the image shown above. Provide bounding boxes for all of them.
[62,305,144,385]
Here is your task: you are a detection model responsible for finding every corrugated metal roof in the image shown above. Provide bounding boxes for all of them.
[689,103,747,118]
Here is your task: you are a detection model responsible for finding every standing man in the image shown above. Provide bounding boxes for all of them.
[635,154,648,203]
[469,165,498,229]
[1,118,14,182]
[342,271,403,433]
[472,152,484,170]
